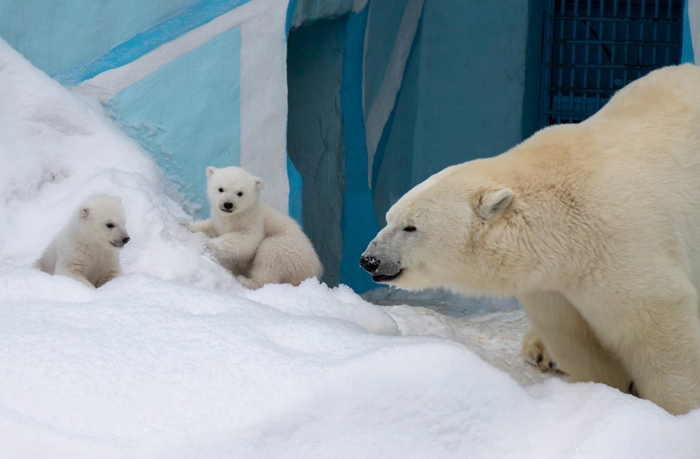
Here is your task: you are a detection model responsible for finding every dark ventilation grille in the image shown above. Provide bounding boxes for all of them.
[540,0,684,127]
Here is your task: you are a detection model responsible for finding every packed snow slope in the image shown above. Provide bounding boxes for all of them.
[1,38,699,458]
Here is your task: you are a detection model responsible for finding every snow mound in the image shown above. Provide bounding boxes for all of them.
[0,38,699,459]
[0,38,232,291]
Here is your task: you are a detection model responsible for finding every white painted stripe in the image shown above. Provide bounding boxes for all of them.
[690,0,700,62]
[353,0,370,13]
[75,0,270,101]
[364,0,424,186]
[239,3,290,214]
[362,4,371,116]
[76,0,290,213]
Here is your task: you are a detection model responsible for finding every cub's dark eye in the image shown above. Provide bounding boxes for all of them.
[237,191,243,197]
[403,226,416,232]
[106,223,115,229]
[218,188,224,193]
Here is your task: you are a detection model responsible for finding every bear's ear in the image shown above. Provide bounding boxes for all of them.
[80,207,90,220]
[206,166,216,179]
[255,177,264,191]
[476,188,513,220]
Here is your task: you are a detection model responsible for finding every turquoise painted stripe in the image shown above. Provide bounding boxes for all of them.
[287,156,303,225]
[53,0,252,86]
[340,6,380,293]
[682,0,695,64]
[286,0,302,222]
[286,0,299,35]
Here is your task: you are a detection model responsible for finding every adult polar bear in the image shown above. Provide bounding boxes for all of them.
[360,64,700,415]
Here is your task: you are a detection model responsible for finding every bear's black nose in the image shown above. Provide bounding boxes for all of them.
[359,255,381,273]
[122,237,130,244]
[223,202,233,210]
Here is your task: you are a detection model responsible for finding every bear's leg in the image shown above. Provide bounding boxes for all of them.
[98,268,122,288]
[55,264,94,288]
[522,324,561,373]
[239,237,313,289]
[579,288,700,415]
[518,291,631,392]
[182,218,218,238]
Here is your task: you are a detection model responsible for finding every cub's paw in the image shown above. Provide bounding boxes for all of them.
[522,327,563,374]
[236,275,263,290]
[628,381,640,397]
[177,218,191,230]
[203,239,219,254]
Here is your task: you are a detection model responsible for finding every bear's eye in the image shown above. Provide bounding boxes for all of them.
[237,191,243,197]
[403,225,416,232]
[218,188,224,193]
[106,223,115,229]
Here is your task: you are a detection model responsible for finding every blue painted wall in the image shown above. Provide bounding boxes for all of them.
[0,0,201,76]
[363,0,411,112]
[370,0,532,220]
[411,0,529,186]
[371,17,422,225]
[110,27,242,216]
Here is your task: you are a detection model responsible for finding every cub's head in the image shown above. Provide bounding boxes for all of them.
[76,195,130,249]
[360,165,515,294]
[206,166,263,216]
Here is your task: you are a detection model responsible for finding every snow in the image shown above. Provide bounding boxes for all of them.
[0,37,699,459]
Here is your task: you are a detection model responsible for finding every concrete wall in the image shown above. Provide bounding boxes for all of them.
[287,17,347,286]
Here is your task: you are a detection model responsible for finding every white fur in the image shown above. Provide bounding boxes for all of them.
[362,64,700,415]
[185,166,322,289]
[36,195,130,288]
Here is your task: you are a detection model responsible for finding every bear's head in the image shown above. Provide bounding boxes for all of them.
[206,166,263,216]
[360,164,520,295]
[76,195,130,249]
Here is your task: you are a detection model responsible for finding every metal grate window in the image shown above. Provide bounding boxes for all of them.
[540,0,684,127]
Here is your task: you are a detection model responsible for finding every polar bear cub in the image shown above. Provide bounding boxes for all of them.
[37,195,130,288]
[184,166,322,289]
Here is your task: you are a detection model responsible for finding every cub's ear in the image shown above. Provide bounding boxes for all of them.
[476,188,513,219]
[255,177,264,191]
[206,166,216,179]
[80,207,90,220]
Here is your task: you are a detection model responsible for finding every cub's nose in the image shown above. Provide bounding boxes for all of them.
[122,237,130,244]
[223,202,233,210]
[359,255,381,273]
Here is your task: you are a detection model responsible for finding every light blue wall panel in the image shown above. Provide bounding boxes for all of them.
[110,27,241,216]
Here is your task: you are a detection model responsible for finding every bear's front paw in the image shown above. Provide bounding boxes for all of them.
[204,239,219,254]
[236,275,263,290]
[177,218,191,230]
[522,331,563,374]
